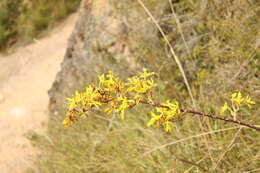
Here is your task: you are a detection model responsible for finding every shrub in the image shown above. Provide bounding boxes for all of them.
[0,0,22,49]
[0,0,81,51]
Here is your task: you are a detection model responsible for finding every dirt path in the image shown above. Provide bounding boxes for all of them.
[0,14,77,173]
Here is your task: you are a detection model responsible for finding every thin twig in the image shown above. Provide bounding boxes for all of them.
[183,156,207,173]
[137,0,195,106]
[168,0,192,58]
[243,168,260,173]
[73,108,119,125]
[211,127,242,172]
[175,156,206,171]
[73,98,259,131]
[141,126,240,157]
[184,110,260,131]
[139,100,260,131]
[92,114,119,126]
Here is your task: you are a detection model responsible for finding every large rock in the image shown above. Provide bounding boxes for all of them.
[48,0,167,115]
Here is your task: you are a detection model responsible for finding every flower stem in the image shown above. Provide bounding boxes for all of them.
[140,99,260,131]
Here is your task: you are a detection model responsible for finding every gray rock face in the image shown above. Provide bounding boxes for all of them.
[48,0,167,115]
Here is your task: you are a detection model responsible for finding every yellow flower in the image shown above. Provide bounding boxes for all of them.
[66,91,82,109]
[220,91,255,120]
[62,118,72,127]
[162,100,181,119]
[147,112,162,127]
[139,68,155,78]
[245,95,255,107]
[63,109,79,127]
[231,92,244,106]
[83,86,103,107]
[115,96,134,119]
[98,74,106,85]
[148,100,180,132]
[133,94,142,105]
[164,121,174,132]
[64,69,161,128]
[99,71,125,93]
[220,102,230,114]
[127,76,156,94]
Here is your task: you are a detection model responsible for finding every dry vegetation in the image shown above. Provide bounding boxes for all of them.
[27,0,259,172]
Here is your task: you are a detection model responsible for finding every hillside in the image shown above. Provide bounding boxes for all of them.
[0,0,259,172]
[33,0,259,172]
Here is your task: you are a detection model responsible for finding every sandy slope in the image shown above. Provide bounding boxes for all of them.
[0,14,77,173]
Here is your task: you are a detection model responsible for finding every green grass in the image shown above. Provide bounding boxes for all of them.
[28,0,259,172]
[0,0,81,51]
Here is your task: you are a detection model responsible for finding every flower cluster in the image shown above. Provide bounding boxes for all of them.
[220,91,255,120]
[147,100,181,132]
[63,70,258,132]
[63,69,179,131]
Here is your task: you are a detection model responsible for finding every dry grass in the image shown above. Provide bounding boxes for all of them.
[28,0,259,172]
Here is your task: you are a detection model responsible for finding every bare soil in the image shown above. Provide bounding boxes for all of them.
[0,14,77,173]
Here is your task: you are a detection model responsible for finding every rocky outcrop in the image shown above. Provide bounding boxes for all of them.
[48,0,167,115]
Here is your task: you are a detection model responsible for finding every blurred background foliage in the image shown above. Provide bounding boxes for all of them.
[0,0,80,51]
[27,0,260,172]
[6,0,256,172]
